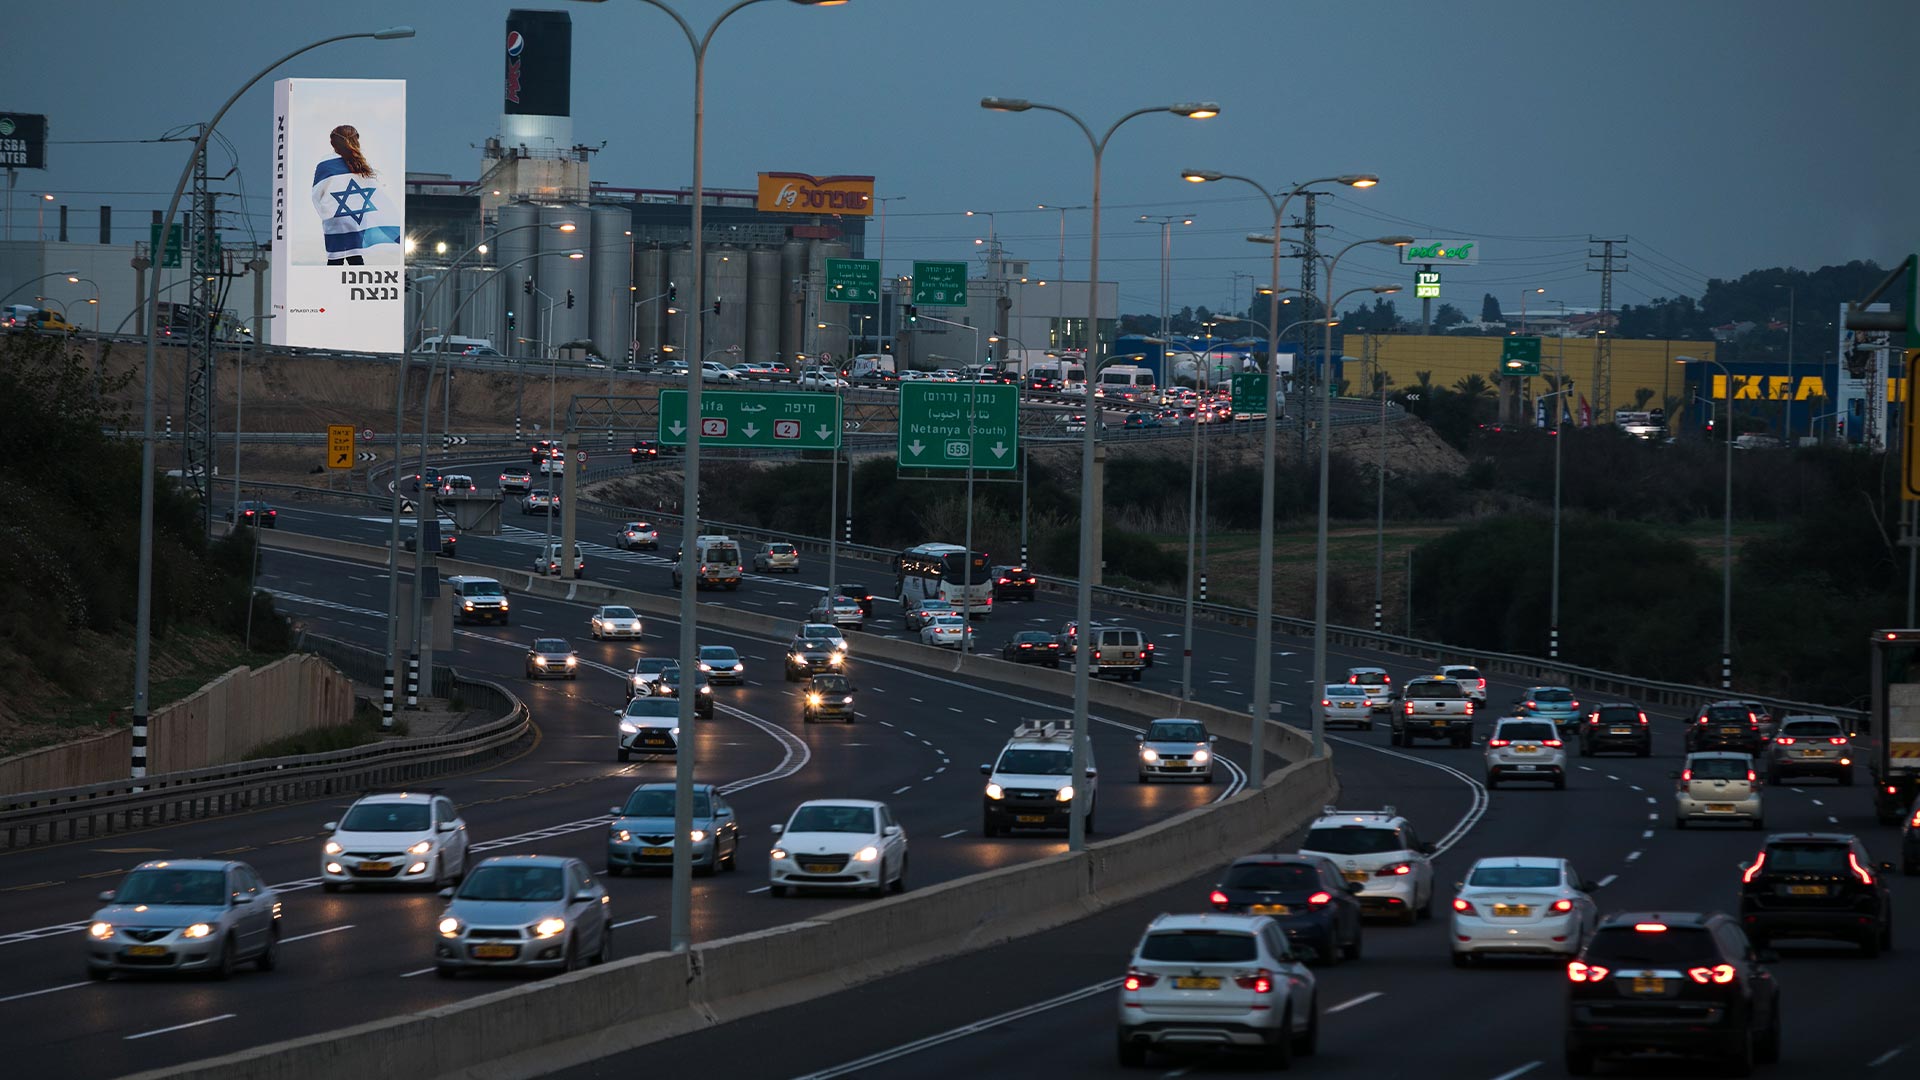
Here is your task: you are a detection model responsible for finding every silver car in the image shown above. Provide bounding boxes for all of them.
[606,782,741,876]
[811,594,865,630]
[86,859,284,979]
[433,855,612,977]
[752,542,801,573]
[1765,714,1855,784]
[1673,751,1764,828]
[1136,718,1217,783]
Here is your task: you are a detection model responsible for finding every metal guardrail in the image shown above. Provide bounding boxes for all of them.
[0,637,528,851]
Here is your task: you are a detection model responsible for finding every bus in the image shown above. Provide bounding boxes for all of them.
[895,542,993,618]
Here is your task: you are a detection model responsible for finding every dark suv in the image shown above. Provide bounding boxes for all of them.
[1738,832,1893,956]
[1687,701,1763,754]
[1564,911,1780,1076]
[1206,854,1363,965]
[1578,703,1651,757]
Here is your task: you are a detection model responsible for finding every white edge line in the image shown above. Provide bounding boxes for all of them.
[939,829,967,839]
[791,978,1122,1079]
[1596,874,1618,887]
[1326,990,1382,1013]
[399,967,437,978]
[1487,1062,1543,1080]
[613,915,658,929]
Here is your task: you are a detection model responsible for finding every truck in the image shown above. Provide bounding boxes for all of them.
[847,353,894,381]
[673,534,743,591]
[1392,677,1475,748]
[1868,629,1920,823]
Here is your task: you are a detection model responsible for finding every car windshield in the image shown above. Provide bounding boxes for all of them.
[1145,722,1205,742]
[1779,720,1843,738]
[795,639,833,654]
[931,615,965,628]
[340,802,432,832]
[997,749,1073,776]
[1407,681,1462,698]
[1352,671,1387,685]
[1688,756,1749,779]
[811,675,851,693]
[1705,706,1752,723]
[1013,632,1053,644]
[601,607,636,620]
[1763,843,1850,872]
[1223,863,1320,890]
[768,544,795,554]
[1447,668,1483,680]
[919,601,953,612]
[458,865,565,902]
[113,869,227,905]
[1303,826,1403,855]
[620,790,710,818]
[634,659,676,675]
[787,805,876,834]
[1586,926,1717,966]
[1139,931,1257,963]
[1531,689,1574,703]
[623,699,679,718]
[803,624,838,637]
[1467,865,1561,888]
[464,582,504,597]
[1326,686,1366,698]
[534,639,570,653]
[699,647,738,661]
[1497,721,1558,742]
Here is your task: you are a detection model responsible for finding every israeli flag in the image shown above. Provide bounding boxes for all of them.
[312,158,401,260]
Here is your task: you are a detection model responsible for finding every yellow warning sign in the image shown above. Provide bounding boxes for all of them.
[327,424,355,470]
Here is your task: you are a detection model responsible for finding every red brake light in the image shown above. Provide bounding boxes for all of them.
[1525,701,1537,710]
[1403,701,1414,714]
[1233,969,1274,994]
[1774,736,1796,746]
[1452,897,1476,915]
[1570,701,1579,709]
[1567,960,1610,982]
[1828,736,1848,745]
[1488,739,1510,748]
[1633,922,1668,933]
[1123,969,1158,991]
[1551,898,1574,913]
[1697,716,1709,724]
[1321,700,1332,708]
[1477,678,1487,689]
[1465,702,1475,714]
[1910,810,1920,829]
[1348,675,1358,684]
[1747,769,1757,782]
[1849,851,1875,886]
[1639,713,1649,725]
[1018,643,1031,649]
[1682,768,1693,782]
[1375,862,1413,877]
[1543,739,1563,748]
[1208,890,1230,909]
[1307,891,1332,906]
[1687,964,1737,985]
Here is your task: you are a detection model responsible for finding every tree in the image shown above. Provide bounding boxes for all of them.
[1453,373,1494,401]
[1434,303,1466,331]
[1632,387,1656,410]
[1481,293,1504,324]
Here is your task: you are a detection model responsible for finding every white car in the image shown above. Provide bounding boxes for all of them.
[920,614,972,648]
[810,594,865,630]
[1296,807,1435,925]
[1449,856,1599,966]
[616,697,681,761]
[896,369,930,382]
[1484,717,1567,789]
[627,657,676,700]
[321,791,470,892]
[1320,684,1374,730]
[533,542,584,578]
[768,799,908,897]
[590,605,643,640]
[539,455,566,475]
[1438,664,1488,705]
[1116,912,1319,1068]
[701,361,741,383]
[1346,666,1394,712]
[796,366,848,390]
[799,622,848,655]
[1673,751,1765,828]
[615,522,659,550]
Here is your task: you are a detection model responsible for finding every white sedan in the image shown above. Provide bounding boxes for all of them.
[1450,856,1599,966]
[769,799,908,897]
[919,614,973,649]
[1320,684,1374,730]
[590,605,643,640]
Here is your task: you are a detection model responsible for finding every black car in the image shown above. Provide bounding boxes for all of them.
[226,500,277,528]
[1578,703,1651,757]
[630,440,662,462]
[1687,701,1763,754]
[827,582,876,617]
[655,665,714,718]
[1024,374,1060,393]
[409,470,443,494]
[1564,911,1781,1076]
[802,672,857,724]
[525,637,578,681]
[991,564,1037,601]
[1738,832,1893,955]
[784,637,843,681]
[1207,854,1363,965]
[1002,630,1061,667]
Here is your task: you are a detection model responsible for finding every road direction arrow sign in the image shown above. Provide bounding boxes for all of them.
[1231,372,1268,415]
[659,390,841,449]
[1501,336,1543,376]
[327,424,354,470]
[898,383,1017,471]
[825,258,881,304]
[911,261,968,307]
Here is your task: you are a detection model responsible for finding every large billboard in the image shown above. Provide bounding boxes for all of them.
[505,10,571,119]
[271,78,406,352]
[755,172,874,216]
[0,112,48,169]
[1398,239,1479,265]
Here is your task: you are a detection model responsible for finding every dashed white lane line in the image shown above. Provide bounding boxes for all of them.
[125,1014,237,1040]
[400,967,435,978]
[1628,784,1642,791]
[902,730,917,737]
[910,697,924,703]
[892,785,912,795]
[1577,765,1594,772]
[1626,850,1642,862]
[869,687,885,693]
[1829,815,1840,824]
[280,925,353,944]
[1648,813,1659,821]
[0,981,88,1003]
[983,718,997,724]
[747,886,771,894]
[1811,798,1824,806]
[880,721,895,727]
[922,775,935,782]
[1596,874,1618,887]
[940,829,967,839]
[1606,774,1620,781]
[790,978,1123,1079]
[1326,990,1382,1013]
[1642,829,1654,838]
[1868,1044,1908,1067]
[948,706,963,713]
[1645,797,1656,805]
[1487,1062,1542,1080]
[613,915,657,929]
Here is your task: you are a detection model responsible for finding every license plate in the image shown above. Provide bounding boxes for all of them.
[1511,764,1538,771]
[1492,904,1531,916]
[640,846,672,857]
[1720,727,1745,736]
[803,863,838,874]
[1250,903,1290,915]
[1431,720,1449,728]
[1514,746,1539,753]
[1704,803,1737,813]
[642,738,670,746]
[1786,884,1830,896]
[472,944,516,959]
[357,861,391,872]
[1632,976,1666,994]
[126,945,167,957]
[1802,749,1829,757]
[1173,976,1221,990]
[1017,814,1047,823]
[1343,871,1367,884]
[1610,727,1633,735]
[1340,702,1356,708]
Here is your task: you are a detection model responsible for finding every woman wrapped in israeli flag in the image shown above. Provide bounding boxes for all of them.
[311,124,400,266]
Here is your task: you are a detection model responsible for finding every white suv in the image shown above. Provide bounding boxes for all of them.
[1116,913,1319,1068]
[320,791,469,891]
[1296,806,1435,925]
[1485,716,1567,789]
[1438,664,1488,706]
[982,720,1095,836]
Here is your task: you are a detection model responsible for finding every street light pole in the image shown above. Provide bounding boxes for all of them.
[1180,336,1236,702]
[987,96,1219,850]
[1680,355,1734,690]
[1775,284,1795,442]
[1547,298,1567,661]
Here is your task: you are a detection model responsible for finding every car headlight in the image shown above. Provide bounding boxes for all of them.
[807,693,822,706]
[698,663,713,671]
[463,600,476,611]
[534,917,567,939]
[500,600,509,610]
[1056,785,1075,802]
[565,656,577,667]
[89,922,112,939]
[612,828,631,842]
[634,674,646,686]
[534,656,548,666]
[1192,749,1210,764]
[671,726,681,736]
[790,653,805,665]
[1140,748,1160,763]
[438,917,462,938]
[182,923,213,939]
[831,651,845,665]
[689,830,707,843]
[698,685,711,696]
[842,696,854,705]
[408,840,433,855]
[852,846,880,862]
[985,783,1005,800]
[324,840,343,855]
[770,848,788,860]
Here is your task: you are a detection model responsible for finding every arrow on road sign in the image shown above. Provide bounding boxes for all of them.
[334,451,350,466]
[742,423,759,439]
[989,442,1008,459]
[815,425,833,440]
[906,440,926,457]
[669,421,686,436]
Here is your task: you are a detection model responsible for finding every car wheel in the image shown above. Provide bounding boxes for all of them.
[1291,995,1319,1056]
[1751,817,1766,831]
[1841,769,1856,787]
[1389,730,1403,747]
[1485,774,1497,790]
[1116,1035,1147,1068]
[1137,773,1150,784]
[617,748,631,763]
[213,933,237,980]
[1451,949,1473,968]
[595,923,614,966]
[86,966,110,982]
[255,928,280,972]
[1723,1029,1756,1077]
[1417,889,1433,920]
[1553,774,1567,791]
[1266,1008,1294,1069]
[1636,744,1651,757]
[890,855,908,894]
[1675,816,1688,829]
[769,884,788,898]
[1344,925,1363,961]
[1756,1006,1781,1064]
[982,818,999,838]
[1860,929,1882,958]
[563,933,583,972]
[606,864,625,878]
[1564,1041,1595,1077]
[1904,856,1920,877]
[723,841,739,872]
[1362,720,1374,732]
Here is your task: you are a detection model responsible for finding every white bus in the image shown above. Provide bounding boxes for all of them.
[895,542,993,618]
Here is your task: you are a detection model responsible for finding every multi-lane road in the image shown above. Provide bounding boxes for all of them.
[3,460,1910,1079]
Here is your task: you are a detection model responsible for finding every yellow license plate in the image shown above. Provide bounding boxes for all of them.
[472,944,517,959]
[1610,728,1634,735]
[803,863,838,874]
[1017,814,1047,823]
[640,846,672,857]
[1802,749,1829,757]
[1704,804,1737,813]
[642,738,670,746]
[1340,702,1356,708]
[1343,871,1367,884]
[1431,720,1449,727]
[125,945,167,957]
[1514,746,1540,753]
[1492,904,1531,916]
[1632,976,1665,994]
[1786,884,1829,896]
[1250,903,1290,915]
[357,861,391,871]
[1173,976,1221,990]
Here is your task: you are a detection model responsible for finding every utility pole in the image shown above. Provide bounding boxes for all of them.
[182,126,221,532]
[1588,237,1628,422]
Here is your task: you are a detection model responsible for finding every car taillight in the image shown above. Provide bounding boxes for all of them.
[1349,675,1358,684]
[1774,736,1796,746]
[1849,851,1875,885]
[1747,769,1757,782]
[1639,713,1649,725]
[1681,768,1693,782]
[1687,964,1737,985]
[1570,701,1579,709]
[1307,891,1332,906]
[1092,650,1101,660]
[1543,739,1563,748]
[1322,699,1333,708]
[1452,897,1476,915]
[1477,678,1487,690]
[1488,738,1510,747]
[1374,862,1412,877]
[1208,890,1230,909]
[1404,701,1415,714]
[1234,969,1274,994]
[1018,643,1031,649]
[1567,960,1610,982]
[1525,701,1537,710]
[1551,898,1574,913]
[1828,736,1848,745]
[1633,922,1668,933]
[1123,969,1158,991]
[1697,716,1710,725]
[1911,809,1920,829]
[1465,702,1475,714]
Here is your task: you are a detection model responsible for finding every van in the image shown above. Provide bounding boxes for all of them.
[448,575,510,625]
[1090,626,1147,681]
[419,334,497,355]
[1097,364,1156,402]
[673,534,743,591]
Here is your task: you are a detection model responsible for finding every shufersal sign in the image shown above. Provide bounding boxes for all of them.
[1398,239,1479,265]
[756,173,875,216]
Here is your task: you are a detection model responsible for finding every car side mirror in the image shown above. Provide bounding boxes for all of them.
[1134,734,1143,742]
[1453,881,1463,890]
[716,808,732,817]
[1756,949,1780,964]
[770,824,784,835]
[324,821,338,832]
[573,890,597,903]
[882,825,901,837]
[1419,842,1436,854]
[438,821,456,832]
[1208,735,1218,743]
[232,893,254,905]
[1345,881,1363,895]
[438,887,455,899]
[98,890,116,902]
[1086,767,1098,778]
[979,764,992,775]
[608,807,622,816]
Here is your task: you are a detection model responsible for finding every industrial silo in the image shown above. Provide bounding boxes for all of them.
[778,240,807,364]
[540,204,590,352]
[664,246,695,359]
[706,246,748,357]
[634,245,665,361]
[496,201,540,357]
[746,248,780,362]
[589,204,630,363]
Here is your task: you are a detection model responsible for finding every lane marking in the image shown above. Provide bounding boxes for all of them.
[1326,990,1382,1013]
[399,967,436,978]
[1488,1064,1542,1080]
[791,978,1122,1079]
[747,886,771,894]
[1596,874,1618,887]
[1642,829,1654,838]
[612,915,657,929]
[281,925,354,944]
[940,829,967,839]
[892,786,912,795]
[1868,1044,1908,1067]
[1811,799,1824,807]
[1325,735,1487,856]
[125,1014,237,1041]
[1648,813,1658,821]
[1628,784,1641,792]
[0,981,88,1003]
[1606,775,1619,781]
[1577,766,1593,772]
[1645,797,1656,805]
[1626,850,1642,861]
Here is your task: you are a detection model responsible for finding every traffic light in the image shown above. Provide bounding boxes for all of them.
[712,298,722,316]
[904,304,918,325]
[523,278,534,296]
[506,310,516,332]
[667,281,677,303]
[566,289,575,309]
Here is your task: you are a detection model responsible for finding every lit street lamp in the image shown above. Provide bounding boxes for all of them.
[1678,355,1735,690]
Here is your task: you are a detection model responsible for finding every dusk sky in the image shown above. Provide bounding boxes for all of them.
[10,0,1916,319]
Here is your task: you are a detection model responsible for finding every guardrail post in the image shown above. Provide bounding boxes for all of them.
[1372,601,1382,632]
[406,655,420,711]
[1199,572,1207,604]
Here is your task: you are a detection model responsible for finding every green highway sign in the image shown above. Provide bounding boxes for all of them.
[911,260,968,307]
[899,382,1017,470]
[1231,371,1269,414]
[1500,335,1542,376]
[657,389,841,450]
[149,222,183,269]
[825,257,880,304]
